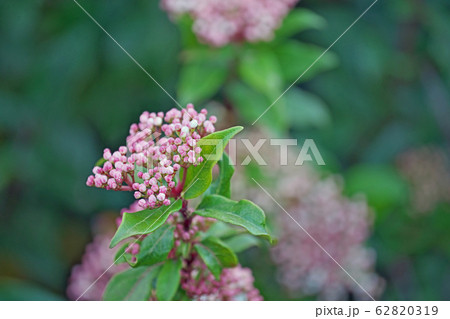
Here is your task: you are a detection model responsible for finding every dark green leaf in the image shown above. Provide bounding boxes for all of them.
[224,234,261,253]
[275,8,326,39]
[114,243,131,265]
[194,237,238,279]
[275,40,338,83]
[196,194,274,243]
[238,48,283,101]
[156,259,182,301]
[345,165,408,215]
[134,165,145,184]
[110,200,182,248]
[226,81,287,135]
[178,49,231,104]
[285,87,331,129]
[103,265,161,301]
[131,225,175,267]
[202,221,240,239]
[209,152,234,198]
[95,157,106,167]
[183,127,243,199]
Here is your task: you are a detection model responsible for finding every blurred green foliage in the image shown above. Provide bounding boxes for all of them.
[1,0,449,300]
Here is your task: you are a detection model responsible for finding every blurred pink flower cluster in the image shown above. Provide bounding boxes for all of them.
[181,258,263,300]
[86,104,216,209]
[397,146,450,214]
[161,0,299,46]
[67,234,127,301]
[271,171,383,300]
[232,129,383,300]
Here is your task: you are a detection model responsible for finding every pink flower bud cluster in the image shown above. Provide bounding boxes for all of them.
[397,146,450,214]
[161,0,299,47]
[181,257,263,301]
[86,104,217,209]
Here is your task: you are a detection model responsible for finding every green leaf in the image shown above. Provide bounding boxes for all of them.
[183,127,243,199]
[275,8,326,39]
[114,243,131,265]
[103,265,161,301]
[195,194,274,243]
[156,259,182,301]
[202,221,240,239]
[224,234,260,253]
[131,225,175,267]
[209,152,234,198]
[95,157,106,167]
[344,165,408,216]
[238,48,283,101]
[194,237,238,279]
[274,40,338,83]
[226,82,287,136]
[285,87,331,129]
[178,48,232,104]
[110,200,182,248]
[134,165,145,184]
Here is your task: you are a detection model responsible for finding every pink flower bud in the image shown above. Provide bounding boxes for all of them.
[154,117,162,126]
[159,186,167,193]
[138,199,147,208]
[130,244,140,255]
[190,120,198,128]
[139,184,146,193]
[103,148,112,160]
[108,178,117,189]
[94,177,103,188]
[119,146,127,155]
[86,175,94,186]
[115,161,123,170]
[103,161,113,171]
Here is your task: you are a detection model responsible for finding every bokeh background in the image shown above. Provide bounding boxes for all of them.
[1,0,449,300]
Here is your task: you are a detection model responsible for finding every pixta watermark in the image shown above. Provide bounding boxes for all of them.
[201,138,325,166]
